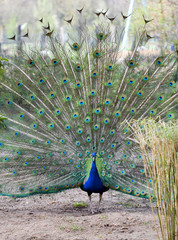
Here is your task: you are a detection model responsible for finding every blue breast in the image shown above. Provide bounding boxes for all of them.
[82,160,108,193]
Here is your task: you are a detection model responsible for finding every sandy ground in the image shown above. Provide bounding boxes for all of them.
[0,189,160,240]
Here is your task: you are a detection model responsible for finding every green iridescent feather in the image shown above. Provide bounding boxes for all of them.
[0,10,177,200]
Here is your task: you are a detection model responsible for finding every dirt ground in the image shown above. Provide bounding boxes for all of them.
[0,189,160,240]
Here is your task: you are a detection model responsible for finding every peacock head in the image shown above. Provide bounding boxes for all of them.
[92,152,96,161]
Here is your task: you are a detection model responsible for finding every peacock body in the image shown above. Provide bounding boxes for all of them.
[0,9,177,212]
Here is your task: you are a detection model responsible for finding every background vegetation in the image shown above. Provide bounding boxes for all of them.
[0,0,177,49]
[133,119,177,240]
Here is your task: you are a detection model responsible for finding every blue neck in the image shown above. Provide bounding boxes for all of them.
[82,159,107,193]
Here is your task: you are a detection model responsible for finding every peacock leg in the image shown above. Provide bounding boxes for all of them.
[88,193,94,214]
[96,193,103,212]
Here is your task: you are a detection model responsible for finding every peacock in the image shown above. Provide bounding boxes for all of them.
[0,8,177,214]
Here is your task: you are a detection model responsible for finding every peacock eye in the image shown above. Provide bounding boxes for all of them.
[93,50,101,58]
[169,81,175,87]
[167,113,174,119]
[149,109,156,115]
[120,94,126,101]
[75,64,82,71]
[62,77,68,84]
[106,63,113,70]
[39,78,45,84]
[156,58,163,66]
[72,43,79,50]
[143,75,149,81]
[91,70,98,77]
[98,33,105,40]
[28,59,34,66]
[66,95,72,101]
[128,60,135,67]
[107,80,112,86]
[50,92,56,98]
[52,58,59,65]
[17,81,22,87]
[138,90,143,96]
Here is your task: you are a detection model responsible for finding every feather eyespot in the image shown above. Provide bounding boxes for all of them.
[48,123,54,129]
[38,109,44,116]
[103,118,110,124]
[138,90,143,96]
[6,100,12,105]
[55,109,61,116]
[114,110,121,118]
[77,153,82,157]
[86,150,90,155]
[16,81,22,87]
[104,98,111,105]
[100,137,105,143]
[31,123,38,129]
[75,141,81,146]
[106,63,113,70]
[143,75,149,81]
[93,124,100,130]
[158,95,164,101]
[78,99,85,106]
[130,164,135,168]
[107,80,113,87]
[49,92,56,98]
[130,109,135,114]
[156,58,163,66]
[62,77,68,84]
[98,33,105,40]
[169,81,175,87]
[91,70,98,77]
[129,78,134,85]
[111,143,116,148]
[72,112,79,119]
[84,116,91,123]
[72,43,79,50]
[167,112,175,119]
[77,128,83,135]
[19,114,24,119]
[120,94,126,101]
[149,109,156,115]
[29,94,35,100]
[60,139,66,144]
[128,60,135,67]
[65,95,72,101]
[75,81,82,88]
[65,124,71,130]
[86,136,91,142]
[121,170,126,175]
[107,173,112,178]
[109,129,115,135]
[75,64,82,71]
[11,195,16,199]
[52,58,59,65]
[19,186,25,192]
[94,107,101,114]
[90,89,96,96]
[28,59,34,66]
[93,50,101,58]
[39,78,45,84]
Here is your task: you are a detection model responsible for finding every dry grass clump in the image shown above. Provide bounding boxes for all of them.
[132,119,177,240]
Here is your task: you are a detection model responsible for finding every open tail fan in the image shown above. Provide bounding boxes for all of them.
[0,10,177,200]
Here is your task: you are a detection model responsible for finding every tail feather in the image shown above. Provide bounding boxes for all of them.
[0,12,177,199]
